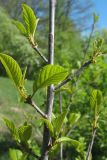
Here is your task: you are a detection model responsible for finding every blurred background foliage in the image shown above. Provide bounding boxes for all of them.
[0,0,107,160]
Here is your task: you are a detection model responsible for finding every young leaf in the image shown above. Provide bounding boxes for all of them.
[52,110,67,136]
[13,20,27,35]
[52,137,82,152]
[3,118,19,141]
[0,53,27,98]
[33,65,68,94]
[0,53,22,87]
[90,89,102,115]
[41,118,54,137]
[22,4,38,38]
[9,149,22,160]
[93,12,99,24]
[18,124,32,143]
[69,113,81,128]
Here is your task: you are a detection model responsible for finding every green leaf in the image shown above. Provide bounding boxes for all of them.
[90,89,102,115]
[13,20,27,35]
[18,124,32,143]
[19,154,28,160]
[33,65,68,93]
[3,118,19,141]
[41,118,54,137]
[93,12,99,23]
[0,53,22,87]
[9,149,22,160]
[69,113,81,128]
[0,53,27,98]
[52,110,67,136]
[52,137,82,152]
[22,4,38,38]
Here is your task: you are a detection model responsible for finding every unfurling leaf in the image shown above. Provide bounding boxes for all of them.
[0,53,22,86]
[69,113,81,128]
[9,149,22,160]
[33,65,68,94]
[0,53,27,98]
[18,124,32,143]
[22,4,36,36]
[13,20,27,35]
[22,4,39,45]
[51,137,82,153]
[3,118,19,141]
[52,110,67,136]
[13,4,39,45]
[9,149,28,160]
[90,89,102,115]
[93,12,99,24]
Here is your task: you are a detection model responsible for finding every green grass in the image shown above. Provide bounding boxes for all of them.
[0,77,45,159]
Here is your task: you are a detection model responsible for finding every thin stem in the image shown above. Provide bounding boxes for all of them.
[59,92,63,160]
[59,92,62,113]
[33,45,48,63]
[41,0,56,160]
[60,143,63,160]
[82,22,95,64]
[25,97,47,119]
[54,59,92,91]
[86,128,96,160]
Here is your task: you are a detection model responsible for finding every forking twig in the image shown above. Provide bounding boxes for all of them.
[25,96,47,119]
[54,59,92,91]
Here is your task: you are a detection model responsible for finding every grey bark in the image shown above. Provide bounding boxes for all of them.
[86,128,96,160]
[41,0,56,160]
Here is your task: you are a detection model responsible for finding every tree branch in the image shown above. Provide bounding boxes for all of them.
[83,22,95,63]
[25,97,47,119]
[33,45,48,63]
[54,59,92,91]
[41,0,56,160]
[86,128,96,160]
[59,92,63,160]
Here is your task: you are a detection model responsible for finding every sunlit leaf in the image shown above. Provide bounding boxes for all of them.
[13,20,27,35]
[90,89,102,115]
[0,53,27,98]
[3,118,19,141]
[9,149,22,160]
[33,65,68,94]
[22,4,38,38]
[51,137,82,153]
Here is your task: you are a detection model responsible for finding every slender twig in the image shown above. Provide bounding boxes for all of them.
[33,45,48,63]
[54,59,92,91]
[41,1,56,160]
[86,128,96,160]
[83,23,95,62]
[25,97,47,119]
[59,92,62,113]
[59,92,63,160]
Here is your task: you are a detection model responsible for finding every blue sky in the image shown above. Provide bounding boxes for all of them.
[93,0,107,29]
